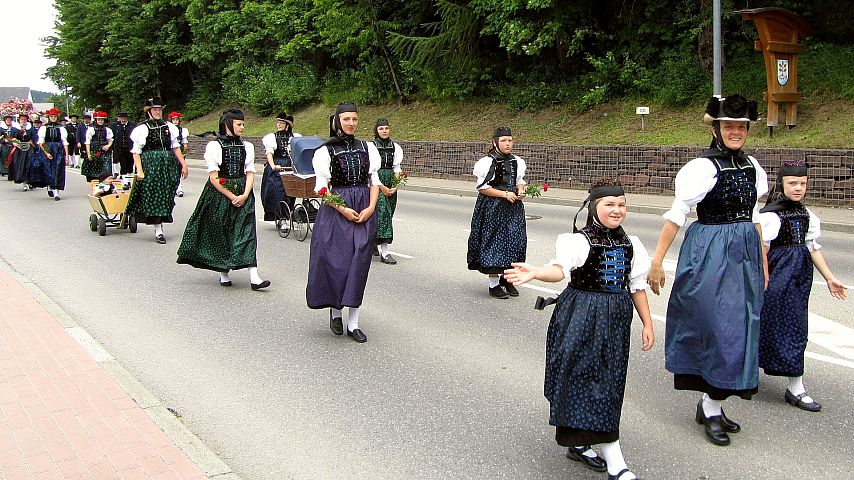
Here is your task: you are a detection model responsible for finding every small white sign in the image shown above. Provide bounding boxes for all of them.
[636,106,650,115]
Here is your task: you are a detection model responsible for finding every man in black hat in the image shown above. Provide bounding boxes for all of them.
[110,111,137,175]
[65,114,80,168]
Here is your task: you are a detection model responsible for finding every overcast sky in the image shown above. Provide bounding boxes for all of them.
[0,0,59,94]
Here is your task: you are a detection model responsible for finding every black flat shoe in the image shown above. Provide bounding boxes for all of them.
[785,389,822,412]
[608,468,639,480]
[719,408,741,433]
[347,328,367,343]
[155,234,166,244]
[251,280,271,291]
[695,401,731,446]
[565,446,607,473]
[54,195,61,201]
[47,190,54,197]
[329,311,343,336]
[500,277,519,297]
[489,285,509,299]
[380,254,397,265]
[220,280,232,287]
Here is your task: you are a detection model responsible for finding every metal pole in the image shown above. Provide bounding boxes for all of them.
[713,0,722,97]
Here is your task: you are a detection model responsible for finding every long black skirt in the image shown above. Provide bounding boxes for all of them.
[467,194,526,274]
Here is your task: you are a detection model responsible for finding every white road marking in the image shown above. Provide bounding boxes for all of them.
[804,351,854,369]
[387,251,414,259]
[814,280,854,290]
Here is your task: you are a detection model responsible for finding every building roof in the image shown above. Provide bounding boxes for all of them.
[0,87,32,102]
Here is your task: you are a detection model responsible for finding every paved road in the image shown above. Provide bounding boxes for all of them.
[1,172,852,479]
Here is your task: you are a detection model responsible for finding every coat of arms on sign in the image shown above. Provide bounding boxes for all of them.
[777,59,789,86]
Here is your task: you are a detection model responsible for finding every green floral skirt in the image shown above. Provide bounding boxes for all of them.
[81,151,111,181]
[375,168,397,244]
[125,150,180,224]
[177,177,258,272]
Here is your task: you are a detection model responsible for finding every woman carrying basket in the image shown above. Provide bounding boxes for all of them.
[306,102,381,343]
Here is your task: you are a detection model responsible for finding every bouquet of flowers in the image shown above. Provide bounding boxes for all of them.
[390,172,409,188]
[525,181,549,197]
[317,187,346,208]
[219,177,241,195]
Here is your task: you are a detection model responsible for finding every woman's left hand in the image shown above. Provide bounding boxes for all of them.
[641,325,655,351]
[232,193,247,207]
[827,278,848,300]
[356,206,375,223]
[181,165,189,179]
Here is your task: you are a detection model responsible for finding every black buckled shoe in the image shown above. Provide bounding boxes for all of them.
[489,285,509,299]
[380,254,397,265]
[719,408,741,433]
[347,328,367,343]
[155,234,166,244]
[565,446,607,473]
[499,277,519,297]
[785,389,822,412]
[251,280,271,291]
[329,311,343,336]
[695,401,731,446]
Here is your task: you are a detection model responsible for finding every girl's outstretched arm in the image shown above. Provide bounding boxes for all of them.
[630,290,655,351]
[810,250,848,300]
[504,263,565,286]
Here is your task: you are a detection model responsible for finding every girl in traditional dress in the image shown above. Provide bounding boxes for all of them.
[758,160,847,412]
[467,127,527,299]
[126,97,188,244]
[306,102,381,344]
[372,118,403,265]
[260,112,301,221]
[647,95,768,447]
[82,111,113,182]
[177,109,270,291]
[168,111,190,197]
[504,179,654,480]
[10,115,35,187]
[36,108,69,201]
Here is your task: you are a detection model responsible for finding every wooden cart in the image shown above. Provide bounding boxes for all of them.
[86,176,137,236]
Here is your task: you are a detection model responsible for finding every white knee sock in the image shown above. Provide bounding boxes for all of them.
[154,223,163,236]
[220,271,231,283]
[488,276,500,288]
[599,440,633,478]
[347,307,360,332]
[788,376,814,402]
[379,243,389,256]
[248,267,262,284]
[580,447,598,459]
[702,393,723,417]
[331,308,343,319]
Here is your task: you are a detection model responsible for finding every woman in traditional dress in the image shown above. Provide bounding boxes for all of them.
[125,97,188,244]
[0,115,16,179]
[758,160,847,412]
[260,112,301,221]
[504,179,654,480]
[372,118,403,265]
[306,102,381,343]
[36,108,69,201]
[647,95,768,447]
[167,111,190,197]
[82,111,113,182]
[467,127,528,299]
[10,115,35,187]
[177,109,270,290]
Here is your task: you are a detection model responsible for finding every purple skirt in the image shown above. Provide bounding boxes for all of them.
[306,185,377,309]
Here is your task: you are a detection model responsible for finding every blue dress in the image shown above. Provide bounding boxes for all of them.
[759,205,813,377]
[664,151,766,399]
[260,131,295,221]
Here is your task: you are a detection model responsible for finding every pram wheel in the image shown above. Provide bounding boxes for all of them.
[97,217,107,236]
[128,215,137,233]
[89,214,98,232]
[293,204,310,242]
[275,201,292,238]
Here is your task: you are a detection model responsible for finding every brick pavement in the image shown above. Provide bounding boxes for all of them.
[0,270,207,480]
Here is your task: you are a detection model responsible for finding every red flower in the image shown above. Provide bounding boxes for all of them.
[219,177,226,185]
[318,187,328,196]
[543,183,549,192]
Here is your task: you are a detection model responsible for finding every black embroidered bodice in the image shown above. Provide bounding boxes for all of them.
[484,154,518,192]
[770,205,810,249]
[696,154,757,225]
[90,126,109,151]
[14,128,31,143]
[44,124,63,143]
[272,131,292,162]
[113,123,131,148]
[374,138,396,169]
[328,139,370,187]
[216,137,247,178]
[142,120,172,152]
[570,225,634,293]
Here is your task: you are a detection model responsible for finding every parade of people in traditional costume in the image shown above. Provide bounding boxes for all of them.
[758,159,847,413]
[109,111,137,175]
[125,97,188,244]
[168,111,190,197]
[647,94,768,447]
[306,102,381,344]
[177,109,270,291]
[34,108,70,201]
[467,127,528,299]
[82,111,113,182]
[65,113,80,168]
[260,112,302,222]
[504,178,654,480]
[372,118,404,265]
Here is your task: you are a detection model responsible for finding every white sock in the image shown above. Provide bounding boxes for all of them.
[154,223,163,236]
[347,307,360,332]
[599,440,633,478]
[702,393,723,417]
[331,308,343,319]
[488,276,500,288]
[249,267,263,284]
[379,243,389,256]
[580,447,598,459]
[220,272,231,283]
[788,376,813,402]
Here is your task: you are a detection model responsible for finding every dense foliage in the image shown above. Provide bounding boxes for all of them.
[44,0,853,117]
